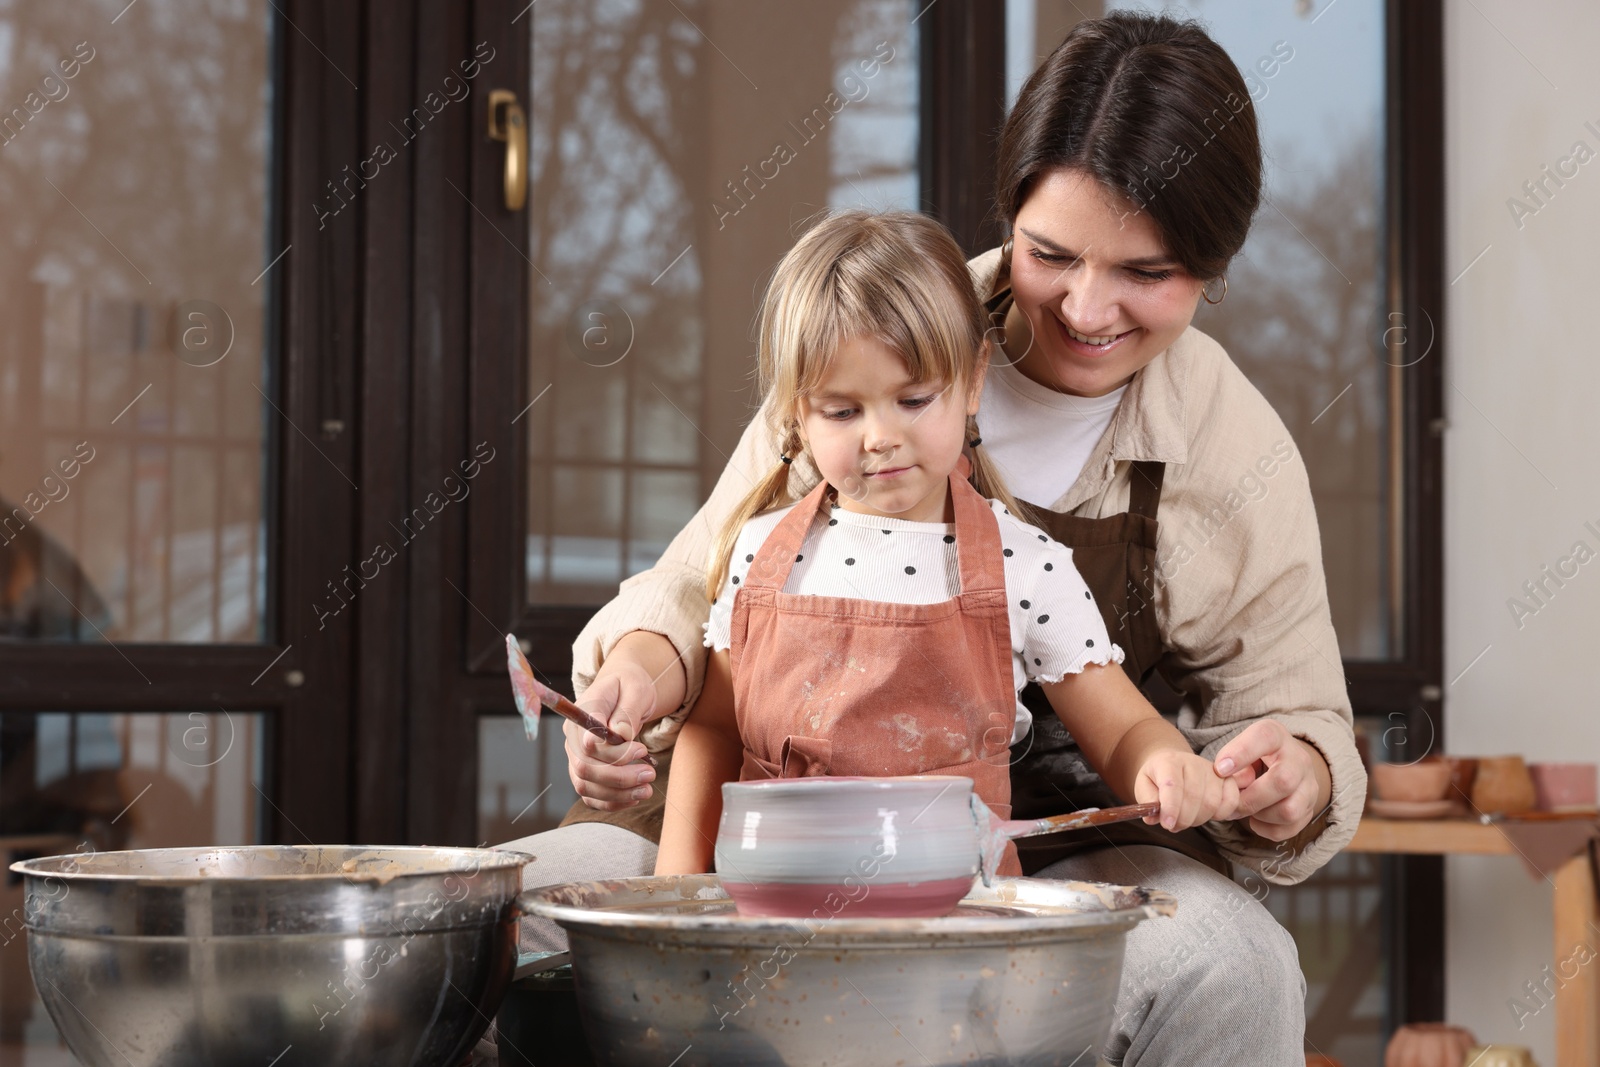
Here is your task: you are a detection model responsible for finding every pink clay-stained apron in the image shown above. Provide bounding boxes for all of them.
[727,471,1023,876]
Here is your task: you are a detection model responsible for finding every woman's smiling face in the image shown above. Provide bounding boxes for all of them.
[1006,167,1206,398]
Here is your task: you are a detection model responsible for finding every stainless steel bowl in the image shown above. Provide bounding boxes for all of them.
[10,844,531,1067]
[526,874,1176,1067]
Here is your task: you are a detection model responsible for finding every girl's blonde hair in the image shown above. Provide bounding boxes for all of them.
[707,210,1022,599]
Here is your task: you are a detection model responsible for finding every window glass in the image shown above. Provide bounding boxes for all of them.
[0,1,276,643]
[524,0,920,606]
[1007,0,1394,660]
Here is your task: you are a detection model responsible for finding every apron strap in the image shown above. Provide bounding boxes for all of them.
[948,471,1007,595]
[742,480,831,591]
[1127,461,1165,521]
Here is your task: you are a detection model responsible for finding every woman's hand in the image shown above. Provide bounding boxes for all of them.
[1213,719,1333,842]
[566,632,685,810]
[1135,749,1241,832]
[564,662,657,810]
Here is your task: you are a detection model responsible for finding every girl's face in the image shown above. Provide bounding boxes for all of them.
[1007,167,1206,398]
[797,335,985,524]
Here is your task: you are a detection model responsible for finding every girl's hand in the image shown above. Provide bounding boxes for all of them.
[1135,749,1242,832]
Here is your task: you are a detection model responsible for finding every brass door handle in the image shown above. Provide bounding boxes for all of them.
[487,89,527,211]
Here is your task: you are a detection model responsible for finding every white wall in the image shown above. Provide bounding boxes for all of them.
[1444,2,1600,1063]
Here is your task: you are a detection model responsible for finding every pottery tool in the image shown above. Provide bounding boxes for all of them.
[974,799,1163,885]
[505,634,658,766]
[1000,801,1163,836]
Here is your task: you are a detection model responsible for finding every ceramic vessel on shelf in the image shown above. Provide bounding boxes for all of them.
[1383,1022,1478,1067]
[1370,758,1453,803]
[1464,1045,1539,1067]
[1444,756,1478,803]
[1367,798,1455,820]
[1528,761,1598,812]
[1472,756,1538,816]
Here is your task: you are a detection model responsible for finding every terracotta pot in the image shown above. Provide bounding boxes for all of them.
[1371,759,1453,803]
[1384,1022,1477,1067]
[1445,757,1478,805]
[1528,762,1598,811]
[1472,756,1538,816]
[1464,1045,1539,1067]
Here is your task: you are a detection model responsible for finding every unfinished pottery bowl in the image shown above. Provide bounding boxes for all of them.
[1371,758,1453,803]
[715,776,980,918]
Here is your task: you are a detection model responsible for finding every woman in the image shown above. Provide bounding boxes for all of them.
[505,12,1365,1064]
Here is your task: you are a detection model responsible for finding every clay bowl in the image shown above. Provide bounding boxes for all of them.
[1528,762,1598,811]
[1384,1022,1477,1067]
[1370,758,1453,803]
[715,776,981,918]
[1472,756,1538,816]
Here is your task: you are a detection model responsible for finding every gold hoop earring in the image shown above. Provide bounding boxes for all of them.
[1202,277,1228,305]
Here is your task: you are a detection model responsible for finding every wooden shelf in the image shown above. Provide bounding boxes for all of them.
[1343,813,1600,1067]
[1347,816,1513,855]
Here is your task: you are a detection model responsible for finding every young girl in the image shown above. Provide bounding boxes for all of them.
[655,210,1238,877]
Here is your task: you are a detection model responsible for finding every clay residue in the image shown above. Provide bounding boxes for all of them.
[891,713,925,752]
[337,851,420,885]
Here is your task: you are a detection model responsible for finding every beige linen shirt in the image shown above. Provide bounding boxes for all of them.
[570,246,1367,885]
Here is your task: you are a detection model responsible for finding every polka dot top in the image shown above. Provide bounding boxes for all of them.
[704,497,1125,744]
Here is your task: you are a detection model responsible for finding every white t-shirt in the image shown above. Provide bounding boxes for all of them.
[704,497,1124,743]
[978,359,1126,509]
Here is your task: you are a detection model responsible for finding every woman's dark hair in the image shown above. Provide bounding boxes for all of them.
[995,12,1262,281]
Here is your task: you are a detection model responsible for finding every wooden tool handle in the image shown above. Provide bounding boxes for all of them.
[1006,800,1162,839]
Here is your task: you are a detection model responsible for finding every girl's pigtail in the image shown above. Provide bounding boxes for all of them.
[962,414,1025,520]
[705,423,804,600]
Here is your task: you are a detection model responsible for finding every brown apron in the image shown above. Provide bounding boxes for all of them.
[1004,464,1227,878]
[727,472,1022,876]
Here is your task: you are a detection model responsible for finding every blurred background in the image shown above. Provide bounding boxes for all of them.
[0,1,1594,1065]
